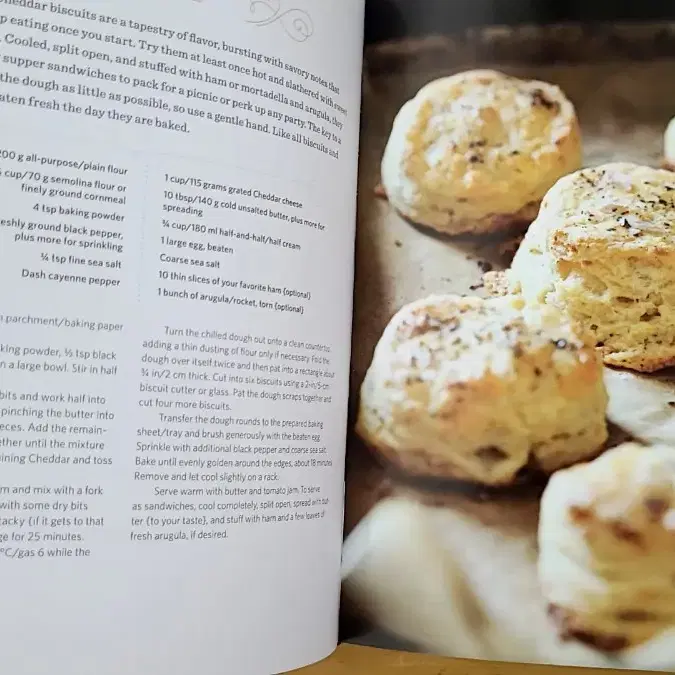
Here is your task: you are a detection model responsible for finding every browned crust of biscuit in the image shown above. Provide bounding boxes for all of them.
[482,270,510,297]
[661,159,675,172]
[547,604,629,653]
[396,199,541,237]
[552,236,675,265]
[602,348,675,374]
[357,432,604,488]
[367,440,489,485]
[364,441,546,497]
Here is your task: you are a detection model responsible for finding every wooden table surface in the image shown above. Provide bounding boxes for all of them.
[293,644,647,674]
[293,644,638,675]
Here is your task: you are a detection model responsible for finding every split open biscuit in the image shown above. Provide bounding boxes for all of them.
[501,162,675,372]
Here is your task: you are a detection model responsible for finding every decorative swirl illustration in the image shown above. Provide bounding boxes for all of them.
[247,0,314,42]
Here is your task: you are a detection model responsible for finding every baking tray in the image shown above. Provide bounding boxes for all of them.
[363,0,675,44]
[342,22,675,670]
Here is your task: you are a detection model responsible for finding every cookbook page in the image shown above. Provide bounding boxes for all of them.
[342,0,675,671]
[0,1,363,673]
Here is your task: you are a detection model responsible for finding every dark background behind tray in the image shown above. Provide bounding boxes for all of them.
[365,0,675,44]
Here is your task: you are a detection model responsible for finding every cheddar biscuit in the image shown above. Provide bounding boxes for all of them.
[356,294,607,485]
[506,162,675,372]
[380,70,581,235]
[539,442,675,652]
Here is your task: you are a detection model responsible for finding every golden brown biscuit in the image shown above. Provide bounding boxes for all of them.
[539,442,675,653]
[380,70,581,235]
[505,162,675,372]
[356,294,607,486]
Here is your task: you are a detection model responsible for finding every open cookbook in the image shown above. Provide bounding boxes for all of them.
[3,0,675,673]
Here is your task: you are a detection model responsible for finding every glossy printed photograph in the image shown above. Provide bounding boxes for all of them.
[341,3,675,670]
